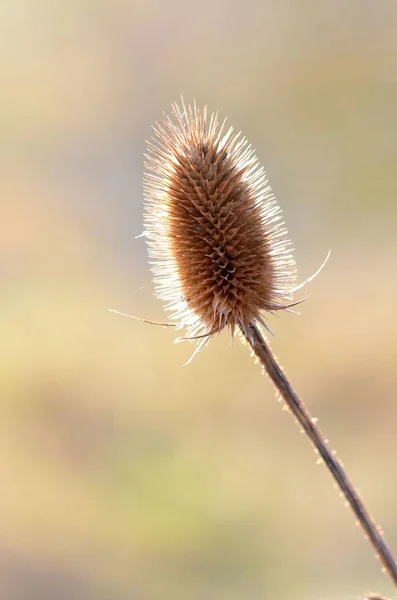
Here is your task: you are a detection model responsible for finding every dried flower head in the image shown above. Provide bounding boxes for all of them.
[143,100,297,357]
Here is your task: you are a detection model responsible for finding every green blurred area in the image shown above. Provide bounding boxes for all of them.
[1,1,397,598]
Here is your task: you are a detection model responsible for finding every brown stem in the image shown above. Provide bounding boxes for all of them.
[243,321,397,588]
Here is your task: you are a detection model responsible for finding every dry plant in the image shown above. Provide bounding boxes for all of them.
[114,99,397,597]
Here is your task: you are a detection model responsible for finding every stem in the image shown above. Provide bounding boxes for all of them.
[244,321,397,588]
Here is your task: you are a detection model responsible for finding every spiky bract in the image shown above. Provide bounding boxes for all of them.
[143,100,296,354]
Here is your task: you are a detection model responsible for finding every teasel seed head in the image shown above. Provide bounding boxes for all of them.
[143,99,296,358]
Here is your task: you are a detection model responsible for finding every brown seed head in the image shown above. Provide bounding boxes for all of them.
[143,100,296,354]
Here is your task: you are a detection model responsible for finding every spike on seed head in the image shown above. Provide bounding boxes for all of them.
[143,99,296,354]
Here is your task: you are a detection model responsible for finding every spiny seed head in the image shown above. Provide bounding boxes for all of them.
[143,100,296,354]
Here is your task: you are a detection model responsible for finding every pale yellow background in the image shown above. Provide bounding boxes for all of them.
[1,1,397,599]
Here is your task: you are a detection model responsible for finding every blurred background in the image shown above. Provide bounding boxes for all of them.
[1,0,397,598]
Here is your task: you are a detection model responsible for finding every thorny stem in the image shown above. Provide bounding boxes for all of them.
[244,321,397,589]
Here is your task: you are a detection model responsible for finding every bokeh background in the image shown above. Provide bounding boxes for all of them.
[2,0,397,598]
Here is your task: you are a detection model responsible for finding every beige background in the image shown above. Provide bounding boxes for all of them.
[1,1,397,598]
